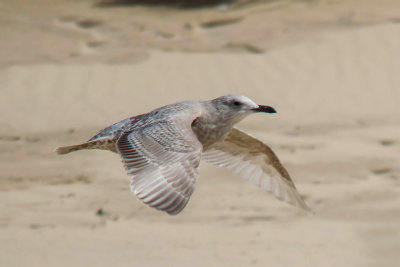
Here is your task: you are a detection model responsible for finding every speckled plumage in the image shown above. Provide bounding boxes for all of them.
[56,95,309,215]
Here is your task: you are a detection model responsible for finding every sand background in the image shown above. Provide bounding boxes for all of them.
[1,0,400,266]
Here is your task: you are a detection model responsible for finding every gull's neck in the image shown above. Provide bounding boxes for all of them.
[191,101,238,149]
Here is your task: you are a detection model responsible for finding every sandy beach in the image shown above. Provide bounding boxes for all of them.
[1,0,400,266]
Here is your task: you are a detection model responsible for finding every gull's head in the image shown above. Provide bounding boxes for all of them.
[211,95,276,123]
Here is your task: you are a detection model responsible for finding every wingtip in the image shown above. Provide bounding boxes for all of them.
[282,188,312,213]
[293,196,313,214]
[299,203,313,214]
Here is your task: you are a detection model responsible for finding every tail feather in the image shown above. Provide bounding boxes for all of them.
[55,143,92,155]
[55,138,117,155]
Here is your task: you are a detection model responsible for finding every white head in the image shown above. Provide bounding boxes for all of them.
[210,95,276,123]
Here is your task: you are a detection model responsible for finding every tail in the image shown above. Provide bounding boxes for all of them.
[55,138,117,155]
[55,143,94,155]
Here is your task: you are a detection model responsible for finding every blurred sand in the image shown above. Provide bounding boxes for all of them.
[1,0,400,266]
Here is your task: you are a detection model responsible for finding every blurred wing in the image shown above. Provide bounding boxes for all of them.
[202,128,310,211]
[116,115,202,215]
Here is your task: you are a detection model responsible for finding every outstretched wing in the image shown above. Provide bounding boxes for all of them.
[116,113,202,215]
[202,128,310,211]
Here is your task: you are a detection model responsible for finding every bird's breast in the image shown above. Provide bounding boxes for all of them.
[191,119,232,149]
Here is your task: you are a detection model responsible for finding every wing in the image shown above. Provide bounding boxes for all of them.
[202,128,310,211]
[116,114,202,215]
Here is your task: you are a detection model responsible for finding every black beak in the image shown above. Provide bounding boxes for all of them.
[252,105,277,113]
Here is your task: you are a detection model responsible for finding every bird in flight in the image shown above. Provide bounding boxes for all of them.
[56,95,309,215]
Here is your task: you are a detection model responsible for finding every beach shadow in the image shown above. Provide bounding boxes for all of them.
[95,0,235,9]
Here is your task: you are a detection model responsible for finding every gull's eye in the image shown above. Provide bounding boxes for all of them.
[233,101,242,106]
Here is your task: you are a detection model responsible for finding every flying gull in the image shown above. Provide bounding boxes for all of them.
[56,95,309,215]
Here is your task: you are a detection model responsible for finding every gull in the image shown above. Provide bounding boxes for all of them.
[56,95,309,215]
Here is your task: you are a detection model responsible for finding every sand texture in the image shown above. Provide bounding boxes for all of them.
[1,0,400,266]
